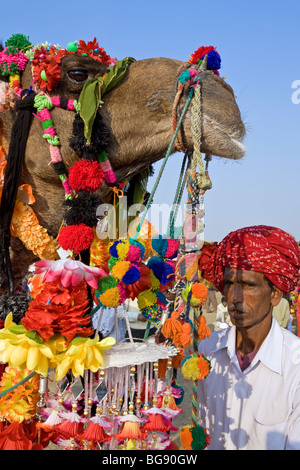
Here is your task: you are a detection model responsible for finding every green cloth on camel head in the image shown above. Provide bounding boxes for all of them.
[78,77,103,145]
[78,57,136,145]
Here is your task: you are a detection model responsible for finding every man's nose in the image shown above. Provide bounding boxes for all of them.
[229,284,243,304]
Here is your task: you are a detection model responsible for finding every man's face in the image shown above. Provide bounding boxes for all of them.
[223,268,282,329]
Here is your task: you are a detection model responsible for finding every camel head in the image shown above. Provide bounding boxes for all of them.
[1,38,245,184]
[0,36,246,291]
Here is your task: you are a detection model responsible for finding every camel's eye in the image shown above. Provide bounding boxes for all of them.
[67,69,88,83]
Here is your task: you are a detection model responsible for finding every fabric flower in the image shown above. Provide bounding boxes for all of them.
[54,335,115,381]
[11,201,59,260]
[77,38,112,65]
[0,367,40,423]
[34,258,107,289]
[32,46,66,91]
[0,422,44,450]
[21,279,92,342]
[0,313,57,376]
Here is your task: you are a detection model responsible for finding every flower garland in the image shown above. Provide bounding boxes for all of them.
[30,38,112,92]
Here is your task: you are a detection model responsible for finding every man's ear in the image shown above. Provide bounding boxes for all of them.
[271,287,283,307]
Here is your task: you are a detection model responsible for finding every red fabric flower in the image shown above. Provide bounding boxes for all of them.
[77,38,112,65]
[58,224,94,255]
[0,422,44,450]
[32,46,66,91]
[21,279,93,342]
[68,159,104,192]
[198,242,218,285]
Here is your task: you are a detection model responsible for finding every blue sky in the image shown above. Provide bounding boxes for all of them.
[1,0,299,242]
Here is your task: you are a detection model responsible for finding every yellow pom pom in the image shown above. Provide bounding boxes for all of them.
[116,240,130,259]
[137,289,157,310]
[182,357,200,381]
[182,354,211,381]
[111,260,131,280]
[149,268,160,290]
[100,287,121,308]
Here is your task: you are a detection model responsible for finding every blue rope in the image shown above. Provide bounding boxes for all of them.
[132,79,200,241]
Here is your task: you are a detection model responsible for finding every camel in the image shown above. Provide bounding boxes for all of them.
[0,39,246,294]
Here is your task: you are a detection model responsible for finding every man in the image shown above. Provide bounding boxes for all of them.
[197,225,300,450]
[272,296,292,329]
[215,296,232,329]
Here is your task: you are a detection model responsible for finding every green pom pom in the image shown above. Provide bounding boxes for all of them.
[97,275,117,293]
[5,33,31,52]
[67,41,78,52]
[190,425,209,450]
[108,256,118,271]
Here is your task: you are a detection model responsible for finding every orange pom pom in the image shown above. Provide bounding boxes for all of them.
[161,311,182,339]
[191,282,208,304]
[196,354,211,379]
[198,315,211,340]
[180,426,193,450]
[173,322,192,348]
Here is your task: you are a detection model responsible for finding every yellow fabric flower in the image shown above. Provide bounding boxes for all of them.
[54,335,115,381]
[0,313,57,376]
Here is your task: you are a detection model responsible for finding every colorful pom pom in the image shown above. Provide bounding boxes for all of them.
[68,159,104,192]
[182,354,211,381]
[58,223,94,254]
[137,289,157,310]
[180,425,210,450]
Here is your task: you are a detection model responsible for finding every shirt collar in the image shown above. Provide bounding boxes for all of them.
[217,318,283,375]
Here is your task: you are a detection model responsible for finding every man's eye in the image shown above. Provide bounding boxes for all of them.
[68,70,88,82]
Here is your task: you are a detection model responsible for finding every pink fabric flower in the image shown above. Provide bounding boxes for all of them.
[34,259,107,289]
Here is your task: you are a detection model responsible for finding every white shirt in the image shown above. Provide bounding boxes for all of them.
[198,318,300,450]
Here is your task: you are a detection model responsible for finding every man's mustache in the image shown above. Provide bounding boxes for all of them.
[228,306,245,314]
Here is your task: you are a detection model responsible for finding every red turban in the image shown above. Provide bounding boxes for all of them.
[198,225,300,294]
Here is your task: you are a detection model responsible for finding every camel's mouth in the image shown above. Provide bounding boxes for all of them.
[202,114,246,160]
